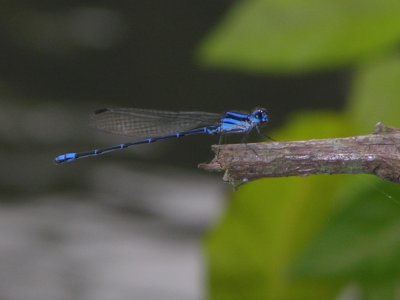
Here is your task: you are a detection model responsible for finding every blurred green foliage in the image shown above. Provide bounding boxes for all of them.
[198,0,400,299]
[349,54,400,131]
[198,0,400,73]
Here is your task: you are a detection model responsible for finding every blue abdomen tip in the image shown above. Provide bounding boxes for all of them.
[54,153,76,164]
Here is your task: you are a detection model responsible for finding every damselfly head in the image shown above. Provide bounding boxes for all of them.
[250,108,269,124]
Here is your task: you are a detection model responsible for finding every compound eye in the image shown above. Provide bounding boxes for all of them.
[255,111,262,119]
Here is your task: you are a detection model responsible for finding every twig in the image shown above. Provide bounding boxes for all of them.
[198,123,400,186]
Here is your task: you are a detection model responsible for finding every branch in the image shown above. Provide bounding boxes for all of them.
[198,123,400,186]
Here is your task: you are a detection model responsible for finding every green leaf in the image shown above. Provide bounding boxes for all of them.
[348,54,400,132]
[291,176,400,280]
[206,177,342,300]
[198,0,400,73]
[205,113,353,300]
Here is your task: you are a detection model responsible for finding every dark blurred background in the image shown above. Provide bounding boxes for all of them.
[0,1,354,300]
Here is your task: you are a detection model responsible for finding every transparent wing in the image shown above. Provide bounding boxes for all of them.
[89,107,222,138]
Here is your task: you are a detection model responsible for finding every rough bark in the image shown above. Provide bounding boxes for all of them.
[198,123,400,186]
